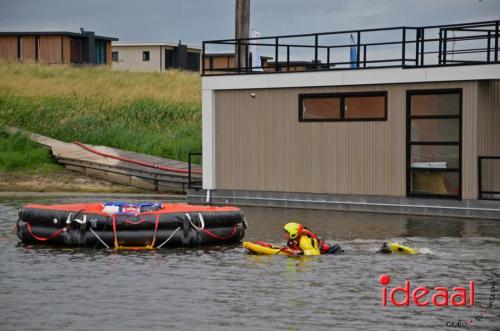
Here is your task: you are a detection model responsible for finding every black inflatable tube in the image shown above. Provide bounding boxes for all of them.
[19,210,243,230]
[17,223,245,248]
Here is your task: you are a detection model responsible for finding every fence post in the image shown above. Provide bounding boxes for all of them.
[420,29,425,66]
[202,42,205,75]
[495,22,499,62]
[188,152,192,188]
[401,27,406,67]
[356,31,361,67]
[415,29,420,66]
[487,31,491,63]
[287,45,290,71]
[245,42,249,72]
[438,29,442,65]
[237,40,241,73]
[314,34,318,69]
[275,37,279,72]
[363,45,367,67]
[443,29,447,65]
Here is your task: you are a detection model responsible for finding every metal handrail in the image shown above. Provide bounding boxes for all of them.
[202,19,500,75]
[188,152,202,189]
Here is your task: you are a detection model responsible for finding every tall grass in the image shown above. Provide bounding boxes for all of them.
[0,63,201,162]
[0,129,61,173]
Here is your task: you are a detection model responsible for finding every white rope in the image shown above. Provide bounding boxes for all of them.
[242,214,248,229]
[185,213,205,231]
[197,213,205,230]
[89,228,110,249]
[157,227,181,248]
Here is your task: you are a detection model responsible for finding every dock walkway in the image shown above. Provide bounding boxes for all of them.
[8,127,201,193]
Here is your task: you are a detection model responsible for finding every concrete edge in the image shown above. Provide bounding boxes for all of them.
[187,189,500,220]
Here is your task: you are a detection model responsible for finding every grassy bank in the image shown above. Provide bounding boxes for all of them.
[0,63,201,162]
[0,129,61,173]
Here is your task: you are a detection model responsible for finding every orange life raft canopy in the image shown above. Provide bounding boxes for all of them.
[16,202,246,249]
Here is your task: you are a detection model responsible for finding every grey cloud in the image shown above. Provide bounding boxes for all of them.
[0,0,498,45]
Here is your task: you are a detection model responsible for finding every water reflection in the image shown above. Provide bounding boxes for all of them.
[1,197,500,330]
[405,217,464,238]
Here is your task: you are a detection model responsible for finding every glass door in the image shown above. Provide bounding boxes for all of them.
[406,89,462,198]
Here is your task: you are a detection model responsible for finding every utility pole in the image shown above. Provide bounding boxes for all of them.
[235,0,250,71]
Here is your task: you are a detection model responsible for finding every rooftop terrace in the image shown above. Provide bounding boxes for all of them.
[202,19,500,75]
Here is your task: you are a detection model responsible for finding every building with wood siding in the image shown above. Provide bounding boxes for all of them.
[0,29,117,65]
[189,20,500,219]
[203,53,272,74]
[111,42,201,72]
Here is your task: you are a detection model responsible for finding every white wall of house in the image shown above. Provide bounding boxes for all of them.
[111,45,166,72]
[112,43,201,72]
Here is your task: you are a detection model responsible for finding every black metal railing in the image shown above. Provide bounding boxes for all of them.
[202,19,500,75]
[478,156,500,200]
[188,152,202,189]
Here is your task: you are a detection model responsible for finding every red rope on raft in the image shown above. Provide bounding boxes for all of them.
[202,225,239,240]
[73,141,202,175]
[122,219,148,225]
[26,223,65,242]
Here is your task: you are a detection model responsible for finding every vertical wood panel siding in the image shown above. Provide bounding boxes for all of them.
[39,36,63,64]
[105,41,112,65]
[0,36,18,60]
[21,36,36,62]
[214,81,479,198]
[62,36,71,64]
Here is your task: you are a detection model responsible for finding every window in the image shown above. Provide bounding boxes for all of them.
[407,89,462,198]
[143,51,150,62]
[302,97,341,120]
[344,95,385,119]
[165,49,173,69]
[17,36,23,61]
[299,92,387,122]
[112,51,118,62]
[95,41,106,65]
[35,36,40,62]
[187,52,200,71]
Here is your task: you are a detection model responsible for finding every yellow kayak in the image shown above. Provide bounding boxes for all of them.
[243,241,298,255]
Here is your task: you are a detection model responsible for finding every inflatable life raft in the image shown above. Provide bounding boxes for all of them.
[16,202,246,249]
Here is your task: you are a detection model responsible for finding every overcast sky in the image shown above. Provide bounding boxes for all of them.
[0,0,499,46]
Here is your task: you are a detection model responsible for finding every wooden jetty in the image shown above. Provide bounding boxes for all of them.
[7,127,202,193]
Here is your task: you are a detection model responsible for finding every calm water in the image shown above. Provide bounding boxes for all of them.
[0,196,499,331]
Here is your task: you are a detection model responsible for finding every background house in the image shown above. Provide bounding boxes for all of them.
[0,29,117,65]
[203,52,271,73]
[111,42,201,72]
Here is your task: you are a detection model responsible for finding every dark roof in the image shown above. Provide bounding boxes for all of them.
[0,31,118,41]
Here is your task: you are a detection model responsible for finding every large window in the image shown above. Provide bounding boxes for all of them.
[165,49,174,69]
[187,52,200,71]
[299,92,387,122]
[95,41,106,65]
[407,89,462,198]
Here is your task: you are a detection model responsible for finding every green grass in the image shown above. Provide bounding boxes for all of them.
[0,62,201,162]
[0,129,62,173]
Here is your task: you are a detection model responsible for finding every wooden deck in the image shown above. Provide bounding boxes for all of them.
[7,127,202,193]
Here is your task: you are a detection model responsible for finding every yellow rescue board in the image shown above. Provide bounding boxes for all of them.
[387,242,417,255]
[243,241,293,255]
